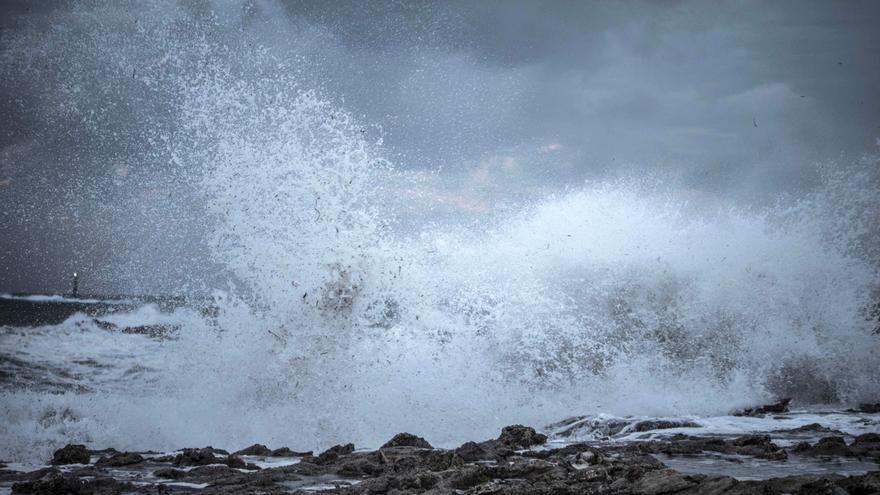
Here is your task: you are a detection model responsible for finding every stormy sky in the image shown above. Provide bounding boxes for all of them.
[1,0,879,294]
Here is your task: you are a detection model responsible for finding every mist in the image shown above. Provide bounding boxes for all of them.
[1,0,878,294]
[2,2,880,480]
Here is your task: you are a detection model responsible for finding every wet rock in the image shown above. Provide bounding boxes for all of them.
[171,447,222,466]
[11,473,133,494]
[221,454,259,470]
[733,398,791,416]
[729,435,787,460]
[51,444,90,465]
[234,443,271,456]
[418,449,465,471]
[270,447,312,457]
[187,464,237,477]
[546,415,632,439]
[497,424,547,448]
[732,434,773,447]
[381,432,433,449]
[620,434,787,460]
[88,448,119,457]
[630,419,700,432]
[94,452,143,467]
[18,421,880,495]
[91,319,117,331]
[121,324,179,339]
[454,441,492,461]
[68,467,103,478]
[311,443,355,464]
[630,468,697,494]
[856,402,880,413]
[1,468,60,483]
[335,456,386,477]
[793,436,854,457]
[225,454,246,469]
[853,432,880,444]
[448,464,492,490]
[736,474,850,494]
[487,457,560,482]
[838,470,880,494]
[679,474,739,495]
[776,422,841,434]
[797,477,852,495]
[153,467,186,480]
[324,443,355,456]
[571,446,609,468]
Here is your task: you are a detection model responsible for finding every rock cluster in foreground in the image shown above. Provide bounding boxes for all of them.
[1,424,879,494]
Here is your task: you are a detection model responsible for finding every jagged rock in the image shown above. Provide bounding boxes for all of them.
[2,468,60,483]
[733,398,791,416]
[15,421,880,494]
[630,420,700,432]
[335,456,386,477]
[776,422,841,434]
[679,475,739,495]
[630,468,697,494]
[121,324,178,339]
[94,452,143,467]
[68,467,102,478]
[853,432,880,444]
[621,434,787,460]
[89,448,119,457]
[171,447,221,466]
[310,443,355,465]
[420,449,465,472]
[50,444,90,465]
[838,471,880,494]
[732,434,773,447]
[546,415,632,438]
[11,473,133,494]
[497,424,547,448]
[448,465,492,490]
[794,436,854,457]
[454,441,492,461]
[225,454,246,469]
[233,443,271,456]
[91,319,117,331]
[270,447,312,457]
[324,443,355,456]
[731,435,788,460]
[381,432,433,449]
[153,467,186,479]
[187,465,236,477]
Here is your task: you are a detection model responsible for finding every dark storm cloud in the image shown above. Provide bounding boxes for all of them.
[265,0,880,198]
[1,0,878,293]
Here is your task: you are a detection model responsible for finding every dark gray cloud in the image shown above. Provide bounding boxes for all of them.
[1,0,878,294]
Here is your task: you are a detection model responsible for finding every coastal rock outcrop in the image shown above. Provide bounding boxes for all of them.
[50,444,89,465]
[9,423,880,495]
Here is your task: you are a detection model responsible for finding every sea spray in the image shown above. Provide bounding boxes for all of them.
[1,3,879,464]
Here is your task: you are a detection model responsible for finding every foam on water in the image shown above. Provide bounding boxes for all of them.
[0,294,133,305]
[1,5,879,463]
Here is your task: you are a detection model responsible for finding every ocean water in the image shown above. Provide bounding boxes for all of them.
[1,150,879,463]
[1,3,879,469]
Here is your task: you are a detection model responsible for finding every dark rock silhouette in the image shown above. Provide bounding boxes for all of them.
[50,444,89,465]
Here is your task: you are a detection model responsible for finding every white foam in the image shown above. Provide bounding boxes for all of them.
[242,456,302,469]
[1,12,878,464]
[0,294,133,305]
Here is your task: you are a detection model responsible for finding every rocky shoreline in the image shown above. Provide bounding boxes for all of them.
[2,420,879,495]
